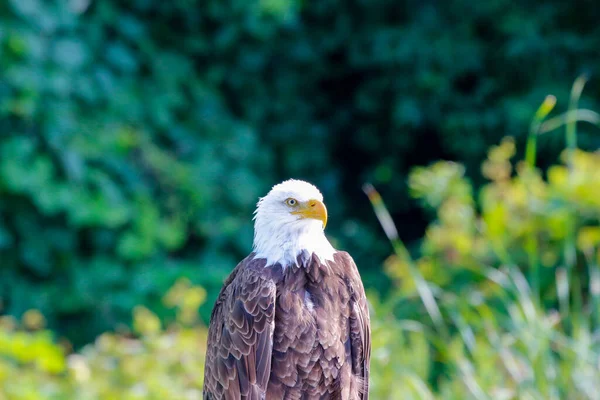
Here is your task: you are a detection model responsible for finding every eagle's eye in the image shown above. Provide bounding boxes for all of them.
[285,198,298,207]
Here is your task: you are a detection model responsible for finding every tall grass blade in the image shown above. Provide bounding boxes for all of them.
[363,183,449,339]
[555,267,570,322]
[586,252,600,330]
[457,358,490,400]
[565,74,588,169]
[539,109,600,134]
[403,373,435,400]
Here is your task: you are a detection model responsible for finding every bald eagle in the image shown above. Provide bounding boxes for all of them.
[203,179,371,399]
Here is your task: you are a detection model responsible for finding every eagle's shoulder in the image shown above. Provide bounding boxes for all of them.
[333,251,365,286]
[210,254,278,312]
[332,250,356,266]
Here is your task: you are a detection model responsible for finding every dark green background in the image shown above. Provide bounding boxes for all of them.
[1,0,599,346]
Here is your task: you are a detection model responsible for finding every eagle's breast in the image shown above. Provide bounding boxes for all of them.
[266,252,354,398]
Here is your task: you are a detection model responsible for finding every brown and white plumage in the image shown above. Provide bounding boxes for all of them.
[203,180,371,399]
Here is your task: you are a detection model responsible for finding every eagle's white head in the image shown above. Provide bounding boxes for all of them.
[252,179,336,267]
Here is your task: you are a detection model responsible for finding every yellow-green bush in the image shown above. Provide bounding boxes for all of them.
[0,279,208,400]
[366,85,600,398]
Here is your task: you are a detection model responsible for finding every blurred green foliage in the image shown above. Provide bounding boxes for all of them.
[1,0,600,396]
[368,131,600,398]
[3,132,600,398]
[0,278,208,400]
[1,0,600,352]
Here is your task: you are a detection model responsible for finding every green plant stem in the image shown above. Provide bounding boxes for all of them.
[524,95,556,302]
[526,95,556,167]
[565,75,588,170]
[525,133,538,168]
[561,75,588,335]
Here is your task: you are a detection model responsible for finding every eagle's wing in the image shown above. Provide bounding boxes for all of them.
[340,252,371,399]
[203,258,276,400]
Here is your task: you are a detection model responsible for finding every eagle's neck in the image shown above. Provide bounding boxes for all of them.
[252,219,336,268]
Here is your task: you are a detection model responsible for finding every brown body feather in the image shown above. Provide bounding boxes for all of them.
[203,251,371,400]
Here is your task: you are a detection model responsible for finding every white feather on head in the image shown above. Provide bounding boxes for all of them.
[252,179,336,267]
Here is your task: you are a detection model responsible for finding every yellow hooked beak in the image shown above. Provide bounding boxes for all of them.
[291,199,328,229]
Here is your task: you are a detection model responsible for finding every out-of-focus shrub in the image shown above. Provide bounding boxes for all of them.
[0,312,70,400]
[0,278,208,400]
[369,122,600,397]
[403,137,600,305]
